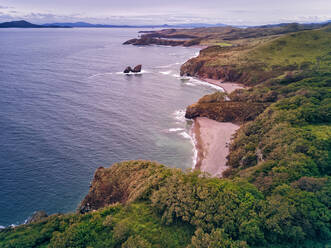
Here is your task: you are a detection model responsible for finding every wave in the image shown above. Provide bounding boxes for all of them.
[115,70,150,75]
[159,70,172,75]
[177,76,224,91]
[168,128,184,132]
[88,72,113,79]
[189,122,198,168]
[179,131,191,139]
[172,109,186,123]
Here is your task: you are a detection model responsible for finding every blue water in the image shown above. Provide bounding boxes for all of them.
[0,28,218,226]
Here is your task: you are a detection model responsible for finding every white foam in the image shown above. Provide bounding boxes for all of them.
[168,128,184,132]
[179,131,191,139]
[0,225,5,229]
[173,109,186,122]
[159,70,172,75]
[178,76,225,91]
[189,122,198,168]
[116,70,150,75]
[88,72,113,79]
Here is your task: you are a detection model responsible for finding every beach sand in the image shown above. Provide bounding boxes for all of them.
[200,78,246,93]
[192,117,240,177]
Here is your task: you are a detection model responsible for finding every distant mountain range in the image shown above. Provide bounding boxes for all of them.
[1,20,330,29]
[0,20,227,29]
[43,22,228,28]
[0,20,70,28]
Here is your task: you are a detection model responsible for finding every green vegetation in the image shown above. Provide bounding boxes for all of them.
[1,26,331,247]
[216,42,233,47]
[0,201,193,248]
[1,161,329,247]
[181,25,331,86]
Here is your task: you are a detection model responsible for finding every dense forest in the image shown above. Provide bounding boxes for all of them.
[0,25,330,247]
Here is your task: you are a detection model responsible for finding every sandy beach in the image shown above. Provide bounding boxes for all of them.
[192,117,239,177]
[190,78,244,177]
[200,78,246,93]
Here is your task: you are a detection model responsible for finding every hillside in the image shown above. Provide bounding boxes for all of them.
[0,26,330,247]
[0,20,70,28]
[123,22,329,46]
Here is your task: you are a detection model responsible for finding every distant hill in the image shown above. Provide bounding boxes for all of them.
[44,22,227,28]
[0,20,70,28]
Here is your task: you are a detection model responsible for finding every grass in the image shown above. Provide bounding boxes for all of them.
[304,124,331,140]
[216,42,233,47]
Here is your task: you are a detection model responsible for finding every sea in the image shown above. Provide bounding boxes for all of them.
[0,28,220,227]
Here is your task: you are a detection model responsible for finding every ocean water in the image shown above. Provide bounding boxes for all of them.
[0,28,219,226]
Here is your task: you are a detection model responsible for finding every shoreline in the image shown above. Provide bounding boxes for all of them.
[199,77,246,94]
[191,117,240,177]
[189,76,244,177]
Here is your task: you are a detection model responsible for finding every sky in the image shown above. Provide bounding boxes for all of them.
[0,0,330,26]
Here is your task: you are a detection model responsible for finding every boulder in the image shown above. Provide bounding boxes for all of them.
[26,211,48,224]
[132,65,142,73]
[124,66,132,73]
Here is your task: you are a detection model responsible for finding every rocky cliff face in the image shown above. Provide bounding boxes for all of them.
[78,161,170,213]
[185,100,268,123]
[180,59,245,82]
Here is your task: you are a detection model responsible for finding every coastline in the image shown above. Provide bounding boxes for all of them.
[189,77,244,177]
[191,117,240,177]
[199,77,246,94]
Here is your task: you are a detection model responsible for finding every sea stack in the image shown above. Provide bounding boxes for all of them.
[123,65,142,73]
[132,64,142,73]
[124,66,133,73]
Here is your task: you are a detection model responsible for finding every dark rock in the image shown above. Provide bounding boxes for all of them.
[132,65,142,73]
[123,37,187,46]
[26,211,48,224]
[123,38,138,45]
[124,66,133,73]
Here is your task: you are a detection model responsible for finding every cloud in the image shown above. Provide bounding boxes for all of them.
[0,1,330,26]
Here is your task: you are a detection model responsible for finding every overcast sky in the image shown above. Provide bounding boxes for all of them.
[0,0,330,25]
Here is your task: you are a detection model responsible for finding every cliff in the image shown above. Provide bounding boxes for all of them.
[78,161,170,213]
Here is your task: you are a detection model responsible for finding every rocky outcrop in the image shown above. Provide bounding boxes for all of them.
[25,211,48,224]
[123,65,142,73]
[137,29,198,39]
[185,101,268,123]
[124,66,133,73]
[78,161,170,214]
[180,58,246,82]
[123,37,187,46]
[132,64,142,73]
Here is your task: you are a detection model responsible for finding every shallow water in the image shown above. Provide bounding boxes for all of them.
[0,28,218,226]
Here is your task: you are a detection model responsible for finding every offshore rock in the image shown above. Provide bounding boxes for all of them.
[124,66,133,73]
[132,64,142,73]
